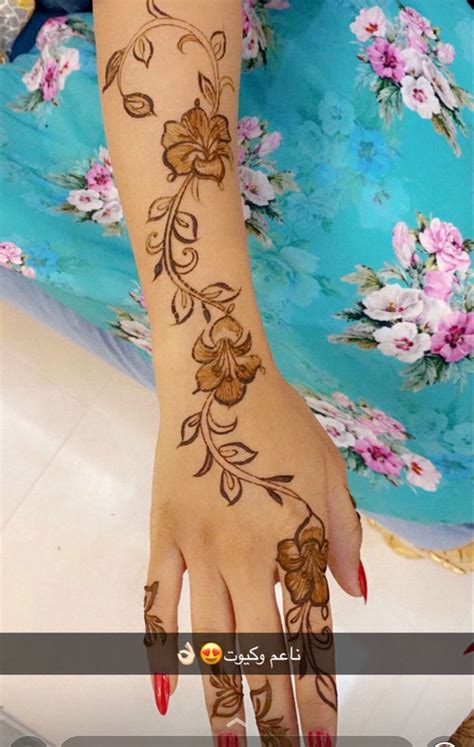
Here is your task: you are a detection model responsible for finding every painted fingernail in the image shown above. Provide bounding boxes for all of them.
[308,730,332,747]
[152,673,170,715]
[358,560,368,604]
[217,732,238,747]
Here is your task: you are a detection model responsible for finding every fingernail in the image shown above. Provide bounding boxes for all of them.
[358,560,368,604]
[217,732,238,747]
[308,730,332,747]
[153,673,170,715]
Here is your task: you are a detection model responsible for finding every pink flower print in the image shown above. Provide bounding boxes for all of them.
[36,16,72,50]
[392,221,415,268]
[358,407,407,440]
[57,48,80,90]
[407,31,427,53]
[367,39,405,82]
[354,437,403,476]
[436,42,455,65]
[67,189,103,211]
[363,284,424,322]
[258,131,282,157]
[92,200,123,225]
[350,6,387,42]
[22,57,43,92]
[373,322,431,363]
[20,265,36,279]
[400,75,440,119]
[403,453,441,491]
[237,145,247,166]
[40,52,60,101]
[98,147,113,173]
[421,59,457,110]
[315,415,356,449]
[423,270,454,302]
[85,163,114,194]
[237,116,262,141]
[430,310,474,363]
[0,242,23,265]
[419,218,469,273]
[399,7,435,39]
[401,47,425,76]
[417,296,451,334]
[239,166,275,206]
[332,391,356,410]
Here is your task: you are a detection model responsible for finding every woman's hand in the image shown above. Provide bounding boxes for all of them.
[94,2,365,741]
[146,363,364,744]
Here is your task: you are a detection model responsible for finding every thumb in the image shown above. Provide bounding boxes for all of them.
[145,542,185,712]
[326,479,366,602]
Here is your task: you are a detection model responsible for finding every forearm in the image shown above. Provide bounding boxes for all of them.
[94,0,278,419]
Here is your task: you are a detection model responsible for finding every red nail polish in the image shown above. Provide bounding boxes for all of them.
[358,560,368,604]
[217,732,238,747]
[153,673,170,715]
[308,730,332,747]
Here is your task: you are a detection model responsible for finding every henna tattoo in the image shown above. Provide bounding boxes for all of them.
[103,1,237,324]
[277,517,338,712]
[250,679,292,746]
[106,0,336,718]
[209,674,243,720]
[144,581,167,647]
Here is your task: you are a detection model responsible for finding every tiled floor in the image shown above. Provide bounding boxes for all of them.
[1,300,471,747]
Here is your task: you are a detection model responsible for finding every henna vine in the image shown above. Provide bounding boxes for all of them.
[144,581,167,647]
[103,0,237,324]
[250,679,292,746]
[277,516,337,712]
[105,0,337,717]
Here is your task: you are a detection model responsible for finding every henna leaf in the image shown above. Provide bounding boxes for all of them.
[210,31,226,61]
[210,675,243,719]
[194,448,213,477]
[198,72,217,107]
[171,289,194,324]
[173,211,198,244]
[177,33,199,53]
[202,303,211,324]
[219,442,257,465]
[201,282,240,303]
[265,474,294,483]
[251,680,272,721]
[148,195,173,222]
[123,92,155,118]
[220,75,235,95]
[220,470,242,505]
[146,231,164,255]
[146,0,170,17]
[153,258,163,280]
[103,48,125,92]
[266,488,283,505]
[179,413,201,446]
[133,35,154,68]
[316,673,338,712]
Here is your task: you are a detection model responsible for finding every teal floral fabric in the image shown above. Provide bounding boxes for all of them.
[0,1,472,526]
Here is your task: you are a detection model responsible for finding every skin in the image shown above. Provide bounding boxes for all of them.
[94,0,363,741]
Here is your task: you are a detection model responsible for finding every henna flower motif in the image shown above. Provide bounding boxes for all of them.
[277,521,329,607]
[161,99,232,183]
[193,315,262,406]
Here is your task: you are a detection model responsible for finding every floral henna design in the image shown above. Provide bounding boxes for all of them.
[250,679,292,746]
[106,1,336,718]
[144,581,167,647]
[277,516,337,713]
[103,1,237,325]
